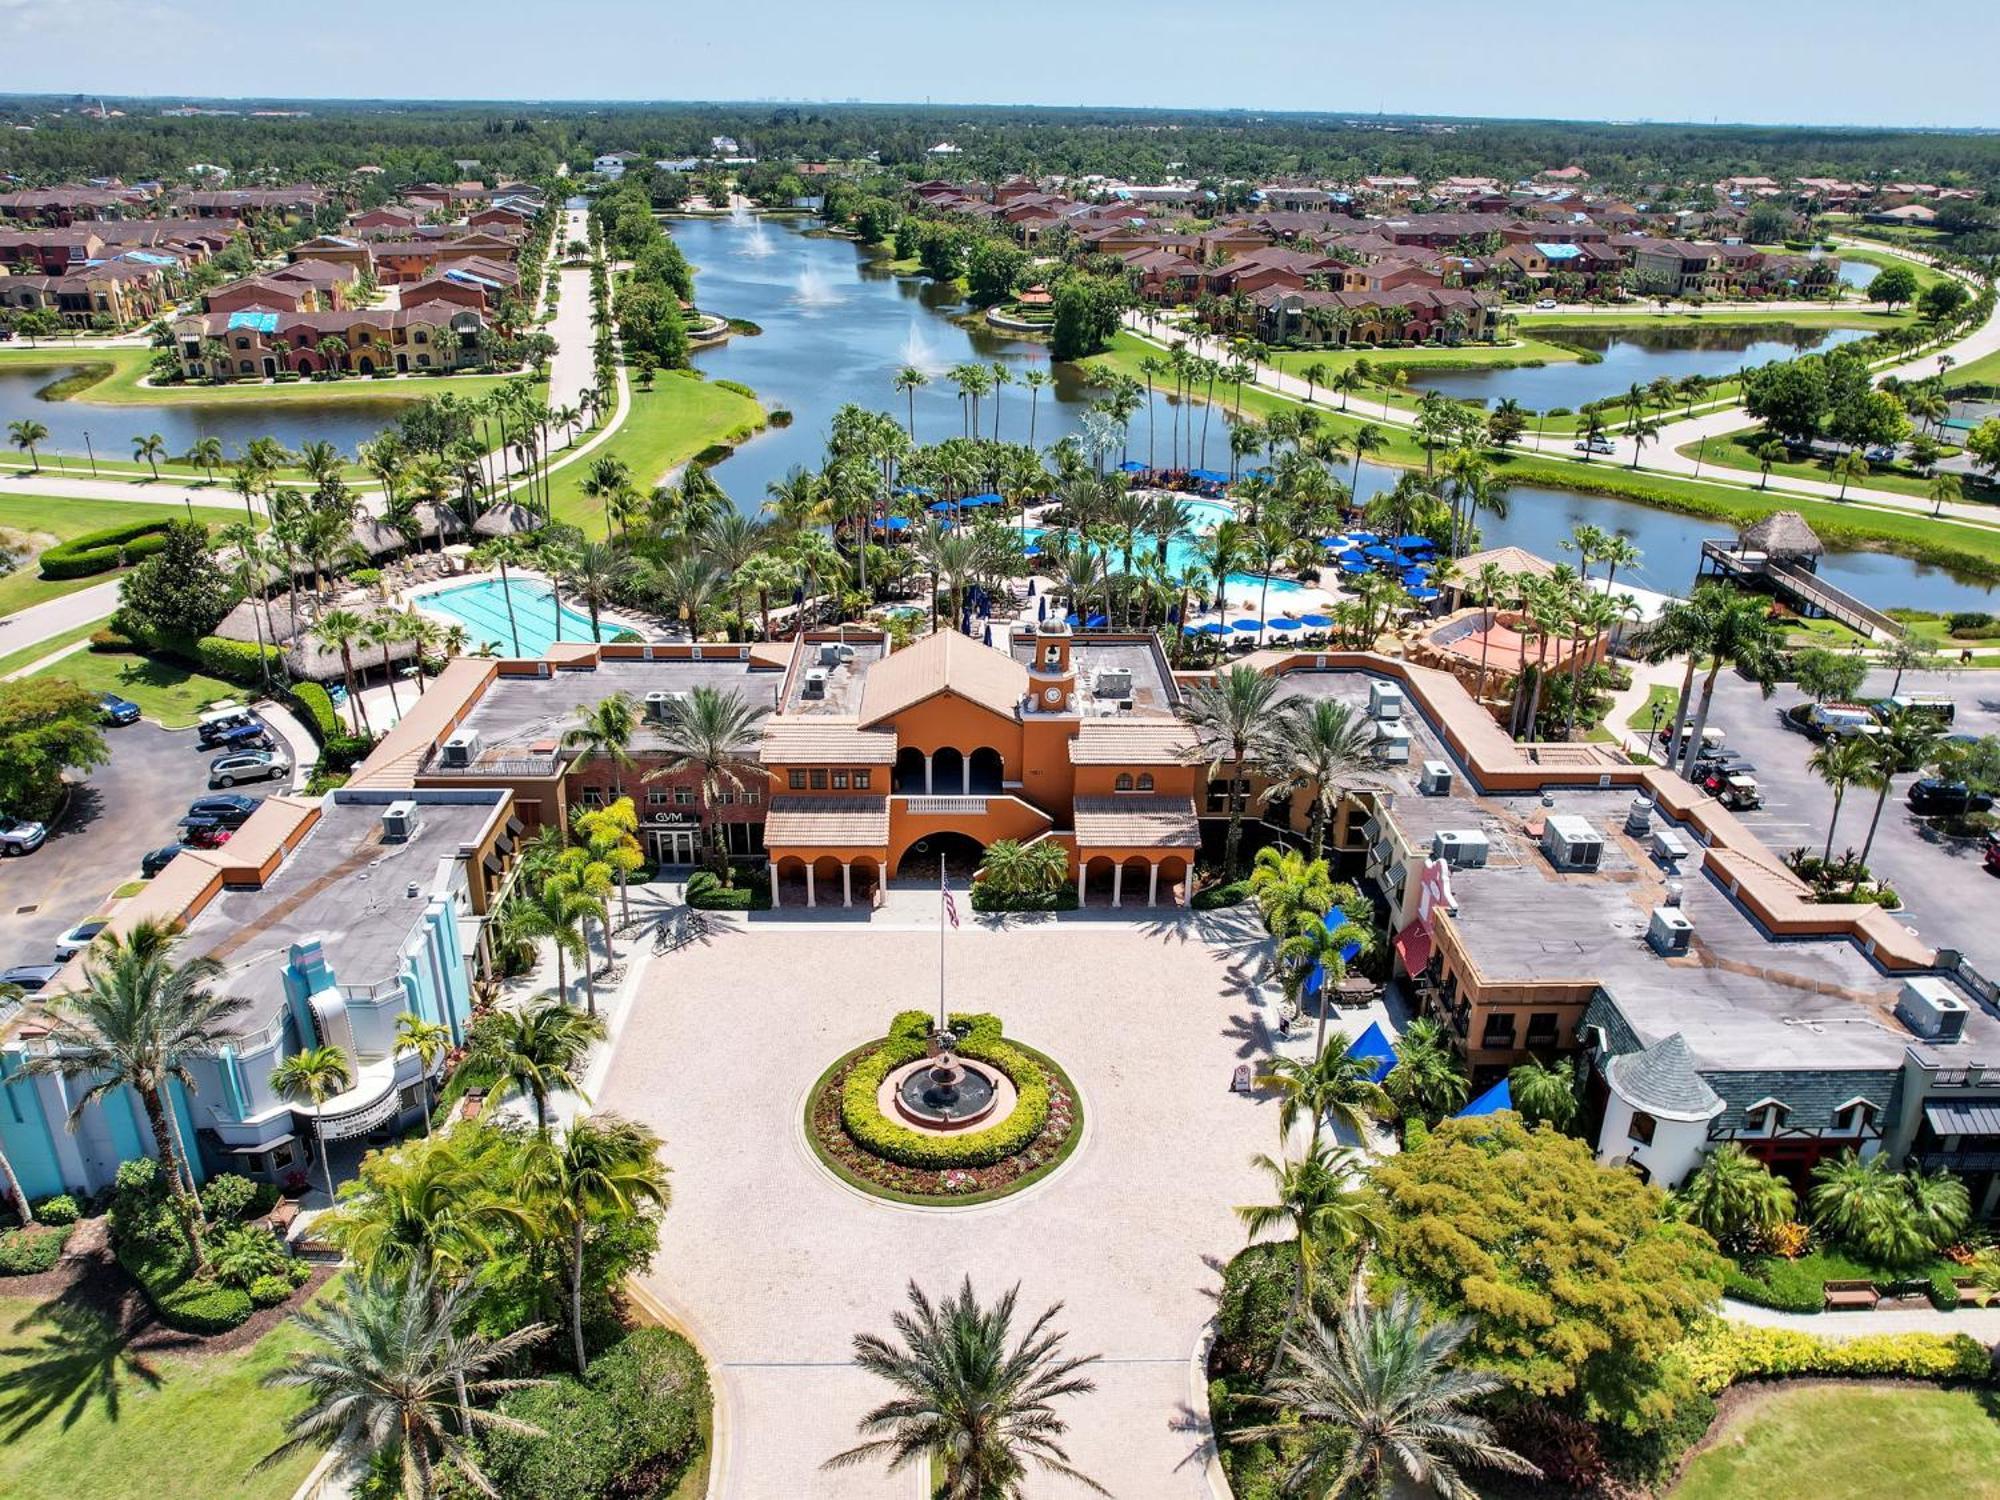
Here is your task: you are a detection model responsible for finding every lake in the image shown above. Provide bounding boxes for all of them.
[1410,325,1872,411]
[0,363,414,460]
[671,214,1993,610]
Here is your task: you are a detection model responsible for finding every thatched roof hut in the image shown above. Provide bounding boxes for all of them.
[349,517,409,558]
[412,502,466,540]
[1737,511,1823,560]
[473,503,539,538]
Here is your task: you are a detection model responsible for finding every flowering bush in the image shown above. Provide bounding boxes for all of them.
[1678,1318,1990,1395]
[1758,1220,1812,1259]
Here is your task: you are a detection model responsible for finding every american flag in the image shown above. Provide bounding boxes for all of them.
[943,886,960,929]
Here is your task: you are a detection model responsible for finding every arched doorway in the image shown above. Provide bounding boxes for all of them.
[850,857,881,906]
[896,830,984,879]
[1082,855,1117,905]
[1120,855,1154,908]
[894,746,927,794]
[356,356,376,375]
[968,747,1004,794]
[1156,856,1189,907]
[930,747,966,796]
[772,855,809,908]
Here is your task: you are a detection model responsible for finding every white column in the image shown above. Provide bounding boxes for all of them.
[769,859,780,908]
[805,865,816,909]
[1148,862,1160,908]
[842,861,853,908]
[1076,864,1087,904]
[1111,862,1124,909]
[961,758,971,796]
[1181,865,1193,907]
[924,753,934,794]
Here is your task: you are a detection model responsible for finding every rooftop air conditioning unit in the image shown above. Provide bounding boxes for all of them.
[1433,829,1489,868]
[1651,828,1692,866]
[1418,760,1453,796]
[1897,977,1969,1042]
[381,800,420,843]
[439,732,481,769]
[817,643,841,666]
[1373,721,1412,763]
[1093,667,1134,700]
[1369,682,1405,720]
[1625,795,1656,836]
[835,644,857,664]
[643,690,675,721]
[1543,814,1604,871]
[801,669,829,699]
[1647,905,1694,956]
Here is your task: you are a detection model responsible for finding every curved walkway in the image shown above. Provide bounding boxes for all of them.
[1723,1295,2000,1339]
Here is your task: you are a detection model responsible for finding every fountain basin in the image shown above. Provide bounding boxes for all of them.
[883,1055,1015,1134]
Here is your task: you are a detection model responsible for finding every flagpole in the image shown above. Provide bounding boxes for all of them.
[938,853,948,1032]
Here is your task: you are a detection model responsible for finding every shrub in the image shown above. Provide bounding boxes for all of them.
[319,732,378,773]
[209,1224,290,1290]
[193,634,284,687]
[155,1276,255,1334]
[969,885,1079,912]
[348,567,383,588]
[113,1155,160,1197]
[482,1328,709,1499]
[247,1273,293,1308]
[200,1172,259,1222]
[0,1223,74,1275]
[684,867,771,910]
[1192,877,1253,910]
[1680,1320,1992,1394]
[89,627,137,652]
[288,682,340,740]
[1209,1240,1299,1381]
[39,519,176,579]
[32,1193,79,1226]
[712,378,757,399]
[1401,1117,1430,1153]
[838,1011,1053,1169]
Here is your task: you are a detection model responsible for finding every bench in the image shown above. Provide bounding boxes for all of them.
[1823,1279,1880,1311]
[1954,1278,1994,1308]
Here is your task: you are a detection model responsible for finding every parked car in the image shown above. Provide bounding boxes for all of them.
[209,749,291,789]
[1987,832,2000,874]
[183,793,259,829]
[195,706,262,749]
[97,691,140,726]
[206,720,274,753]
[1908,778,1995,817]
[0,963,60,993]
[177,818,233,849]
[1574,435,1615,456]
[1533,297,1558,310]
[52,919,109,962]
[1863,445,1897,464]
[140,844,187,878]
[0,815,47,856]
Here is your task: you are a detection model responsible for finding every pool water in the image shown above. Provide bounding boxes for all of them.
[1023,497,1303,597]
[422,579,636,656]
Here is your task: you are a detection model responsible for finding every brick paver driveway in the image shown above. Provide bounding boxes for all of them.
[598,910,1281,1498]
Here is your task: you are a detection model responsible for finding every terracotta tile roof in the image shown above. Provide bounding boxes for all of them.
[1451,545,1559,581]
[760,720,897,765]
[1068,721,1195,766]
[763,795,890,846]
[1073,796,1200,849]
[858,630,1026,728]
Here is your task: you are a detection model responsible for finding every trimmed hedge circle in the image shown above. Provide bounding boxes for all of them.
[39,519,178,580]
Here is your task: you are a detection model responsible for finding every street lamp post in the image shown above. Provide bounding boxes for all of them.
[83,430,97,476]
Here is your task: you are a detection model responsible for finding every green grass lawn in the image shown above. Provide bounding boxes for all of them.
[545,372,764,533]
[1672,1383,2000,1500]
[0,493,249,619]
[1943,343,2000,392]
[0,618,110,679]
[1515,305,1915,333]
[0,345,534,411]
[1628,683,1682,740]
[1676,427,1983,504]
[36,649,242,728]
[0,1291,325,1500]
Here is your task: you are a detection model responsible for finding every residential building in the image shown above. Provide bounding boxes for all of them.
[170,303,489,378]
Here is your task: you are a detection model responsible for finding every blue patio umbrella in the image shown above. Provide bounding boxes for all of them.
[1189,468,1230,484]
[1346,531,1379,543]
[1342,1020,1398,1084]
[1037,596,1047,621]
[1408,586,1441,601]
[1167,603,1180,624]
[1086,613,1108,628]
[1027,578,1037,596]
[1118,460,1147,473]
[927,498,956,513]
[1229,619,1263,632]
[1392,534,1436,552]
[963,492,1003,507]
[1337,558,1370,574]
[1065,612,1081,626]
[1363,545,1398,561]
[1182,623,1208,636]
[982,623,993,646]
[1199,621,1230,636]
[1267,616,1303,631]
[1299,613,1335,627]
[1456,1078,1513,1118]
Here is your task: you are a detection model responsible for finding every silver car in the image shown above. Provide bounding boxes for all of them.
[208,749,291,789]
[0,815,47,856]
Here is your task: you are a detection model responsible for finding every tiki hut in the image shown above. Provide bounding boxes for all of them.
[412,502,466,541]
[1736,511,1824,565]
[349,516,409,559]
[473,502,540,538]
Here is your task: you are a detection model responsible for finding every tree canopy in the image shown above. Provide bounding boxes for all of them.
[0,678,108,822]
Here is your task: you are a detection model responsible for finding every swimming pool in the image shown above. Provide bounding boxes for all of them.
[421,578,638,656]
[1023,497,1304,597]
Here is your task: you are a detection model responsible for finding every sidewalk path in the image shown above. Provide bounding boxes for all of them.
[1722,1295,2000,1340]
[0,580,120,667]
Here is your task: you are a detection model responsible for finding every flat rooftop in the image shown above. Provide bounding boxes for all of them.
[453,658,787,754]
[1009,634,1179,719]
[180,795,501,1031]
[783,636,887,715]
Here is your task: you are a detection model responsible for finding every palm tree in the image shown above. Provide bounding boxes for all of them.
[892,364,929,441]
[314,608,375,735]
[1928,471,1963,518]
[7,418,49,472]
[1831,450,1870,501]
[1249,846,1337,941]
[649,685,772,882]
[1342,422,1385,491]
[1236,1142,1385,1364]
[1754,439,1787,489]
[1505,1057,1578,1130]
[1231,1284,1540,1499]
[132,432,167,480]
[1680,1143,1797,1249]
[558,540,630,643]
[1673,587,1783,780]
[1809,1150,1907,1247]
[1258,698,1384,860]
[1808,734,1875,862]
[271,1044,355,1203]
[1256,1038,1393,1150]
[184,435,225,484]
[260,1267,551,1500]
[1278,917,1373,1061]
[522,1113,671,1374]
[1383,1017,1470,1124]
[471,536,530,657]
[392,1014,453,1138]
[21,920,250,1275]
[470,997,605,1131]
[1176,665,1285,878]
[1858,710,1943,866]
[363,612,405,721]
[510,874,599,1013]
[977,837,1069,898]
[825,1276,1107,1498]
[562,690,639,795]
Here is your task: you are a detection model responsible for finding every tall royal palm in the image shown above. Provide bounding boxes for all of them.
[825,1277,1107,1498]
[1256,1035,1393,1149]
[260,1267,551,1500]
[649,684,772,882]
[1176,665,1285,877]
[1808,733,1875,862]
[23,920,250,1274]
[1673,587,1784,780]
[1258,698,1385,861]
[313,607,374,736]
[471,996,605,1131]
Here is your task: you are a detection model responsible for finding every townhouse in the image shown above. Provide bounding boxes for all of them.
[170,302,489,378]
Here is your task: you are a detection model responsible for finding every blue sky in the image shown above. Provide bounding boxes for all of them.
[3,0,1996,129]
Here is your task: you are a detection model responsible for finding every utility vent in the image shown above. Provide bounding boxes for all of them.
[1433,829,1489,868]
[1093,667,1133,700]
[1665,878,1685,907]
[438,732,481,768]
[642,689,687,721]
[1369,682,1405,720]
[801,669,829,700]
[1418,760,1453,796]
[1652,828,1692,866]
[1373,722,1412,763]
[1897,977,1969,1042]
[1647,905,1694,956]
[1625,795,1655,836]
[817,642,856,666]
[1543,814,1604,872]
[381,800,419,843]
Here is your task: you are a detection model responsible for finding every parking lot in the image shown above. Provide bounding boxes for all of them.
[1697,666,2000,973]
[0,721,288,975]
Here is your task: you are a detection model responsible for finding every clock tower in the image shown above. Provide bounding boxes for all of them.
[1026,618,1076,714]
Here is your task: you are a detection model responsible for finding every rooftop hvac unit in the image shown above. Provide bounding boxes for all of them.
[1418,759,1453,797]
[1542,814,1604,871]
[1373,722,1412,763]
[438,732,481,769]
[1625,795,1656,836]
[835,644,857,664]
[801,669,829,699]
[1433,829,1489,869]
[642,690,686,721]
[1647,906,1694,956]
[1093,667,1134,699]
[1369,681,1405,720]
[381,800,420,843]
[817,642,841,666]
[1651,828,1692,865]
[1897,977,1969,1042]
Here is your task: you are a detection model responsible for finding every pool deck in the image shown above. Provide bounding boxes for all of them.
[405,570,650,654]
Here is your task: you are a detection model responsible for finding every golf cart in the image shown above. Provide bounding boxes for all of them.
[177,816,234,850]
[1716,773,1763,812]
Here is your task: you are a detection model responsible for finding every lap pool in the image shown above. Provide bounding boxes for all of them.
[421,578,639,656]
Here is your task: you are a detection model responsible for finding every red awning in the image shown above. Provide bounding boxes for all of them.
[1394,919,1433,977]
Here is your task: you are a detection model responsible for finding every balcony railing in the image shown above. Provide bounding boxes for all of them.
[902,796,987,815]
[419,747,562,778]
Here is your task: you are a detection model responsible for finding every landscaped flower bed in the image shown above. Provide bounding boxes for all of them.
[806,1011,1082,1205]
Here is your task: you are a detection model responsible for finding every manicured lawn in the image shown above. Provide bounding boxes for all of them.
[0,618,110,679]
[1675,427,1983,504]
[0,1291,325,1500]
[1831,243,1954,297]
[0,493,248,619]
[0,345,533,411]
[1672,1383,2000,1500]
[1515,306,1915,333]
[36,649,242,728]
[1628,683,1682,740]
[1943,343,2000,391]
[545,372,764,533]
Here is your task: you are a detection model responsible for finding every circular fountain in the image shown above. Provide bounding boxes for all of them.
[886,1027,1008,1132]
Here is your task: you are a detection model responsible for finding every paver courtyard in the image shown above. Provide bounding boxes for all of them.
[599,914,1280,1498]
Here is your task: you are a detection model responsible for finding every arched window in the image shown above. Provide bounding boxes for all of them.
[1114,773,1134,792]
[1137,772,1155,791]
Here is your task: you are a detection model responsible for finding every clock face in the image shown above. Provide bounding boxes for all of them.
[1043,686,1064,706]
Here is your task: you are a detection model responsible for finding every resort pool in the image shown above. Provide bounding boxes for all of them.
[421,579,638,656]
[1021,521,1303,597]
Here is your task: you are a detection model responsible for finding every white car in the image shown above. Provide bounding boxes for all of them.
[0,815,47,856]
[208,749,291,789]
[1574,435,1616,456]
[52,919,109,962]
[1533,297,1558,310]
